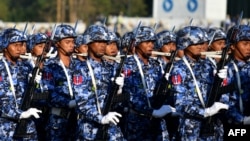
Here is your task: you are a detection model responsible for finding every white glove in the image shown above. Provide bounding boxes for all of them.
[165,73,170,81]
[243,116,250,125]
[152,105,176,118]
[204,102,229,118]
[217,66,228,79]
[101,112,122,125]
[113,73,125,86]
[29,73,42,84]
[68,100,76,108]
[20,108,42,119]
[111,74,125,94]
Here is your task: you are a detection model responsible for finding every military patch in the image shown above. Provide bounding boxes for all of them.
[0,76,2,81]
[43,72,52,80]
[73,75,83,85]
[222,78,228,86]
[171,74,182,85]
[123,69,132,77]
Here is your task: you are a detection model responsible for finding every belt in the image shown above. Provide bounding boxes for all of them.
[129,109,150,117]
[50,107,71,119]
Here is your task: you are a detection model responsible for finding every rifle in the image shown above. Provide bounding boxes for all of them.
[13,24,57,139]
[95,21,142,140]
[152,49,177,109]
[200,11,243,136]
[206,11,243,108]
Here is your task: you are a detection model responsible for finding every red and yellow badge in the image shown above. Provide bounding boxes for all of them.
[73,75,83,85]
[0,76,2,81]
[43,72,52,80]
[171,74,182,85]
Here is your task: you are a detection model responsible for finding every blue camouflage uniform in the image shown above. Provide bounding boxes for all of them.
[170,26,228,141]
[27,33,50,141]
[122,26,169,141]
[42,56,76,140]
[41,24,77,141]
[72,57,124,140]
[72,24,125,141]
[223,25,250,139]
[0,28,37,141]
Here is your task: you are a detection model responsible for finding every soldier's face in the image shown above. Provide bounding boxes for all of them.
[20,42,27,55]
[32,42,46,57]
[76,44,88,54]
[231,40,250,61]
[5,42,23,60]
[136,40,154,58]
[184,43,203,59]
[89,41,107,57]
[161,42,176,53]
[210,39,226,51]
[105,42,119,56]
[56,38,75,56]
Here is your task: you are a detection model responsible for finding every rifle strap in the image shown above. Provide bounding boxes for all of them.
[208,57,217,68]
[86,60,101,114]
[59,60,73,99]
[3,58,18,108]
[232,60,243,113]
[183,56,205,108]
[133,54,152,108]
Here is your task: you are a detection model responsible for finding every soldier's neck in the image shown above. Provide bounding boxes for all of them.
[59,54,71,68]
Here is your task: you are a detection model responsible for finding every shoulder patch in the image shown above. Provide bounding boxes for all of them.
[43,72,53,80]
[123,69,132,77]
[171,74,182,85]
[73,75,83,85]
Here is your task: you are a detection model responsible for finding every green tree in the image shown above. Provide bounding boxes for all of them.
[0,0,9,21]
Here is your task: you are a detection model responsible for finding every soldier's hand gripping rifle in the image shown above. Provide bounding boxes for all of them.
[200,11,243,136]
[96,21,142,140]
[13,24,57,139]
[206,11,243,108]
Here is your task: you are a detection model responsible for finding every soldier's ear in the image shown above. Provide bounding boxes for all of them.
[230,44,236,51]
[54,42,59,48]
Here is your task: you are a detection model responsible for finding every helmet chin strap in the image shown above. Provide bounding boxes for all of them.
[57,43,73,56]
[135,46,151,59]
[234,43,248,61]
[5,48,19,62]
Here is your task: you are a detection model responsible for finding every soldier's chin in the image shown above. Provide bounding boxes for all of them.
[96,53,104,58]
[143,53,151,58]
[11,56,20,60]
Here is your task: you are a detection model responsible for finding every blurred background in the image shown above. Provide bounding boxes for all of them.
[0,0,249,35]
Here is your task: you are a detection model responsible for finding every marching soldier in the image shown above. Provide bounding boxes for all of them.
[0,28,41,140]
[104,30,121,63]
[41,24,78,140]
[74,34,88,62]
[120,31,135,55]
[207,27,227,66]
[223,25,250,140]
[155,30,177,72]
[170,26,229,140]
[72,24,125,141]
[26,32,50,141]
[122,26,176,140]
